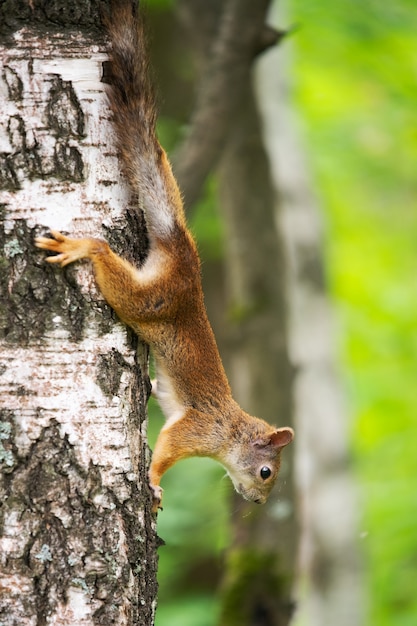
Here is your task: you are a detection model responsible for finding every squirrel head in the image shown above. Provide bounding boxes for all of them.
[224,426,294,504]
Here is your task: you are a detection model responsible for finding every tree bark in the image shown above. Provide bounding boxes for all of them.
[0,3,158,624]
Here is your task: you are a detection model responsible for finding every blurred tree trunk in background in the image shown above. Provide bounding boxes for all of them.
[167,1,298,625]
[216,77,296,626]
[0,3,158,624]
[256,2,365,624]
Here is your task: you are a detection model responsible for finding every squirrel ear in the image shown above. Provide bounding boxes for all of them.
[252,427,294,449]
[270,427,294,449]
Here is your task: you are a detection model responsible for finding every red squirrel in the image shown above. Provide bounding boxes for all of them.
[35,0,294,512]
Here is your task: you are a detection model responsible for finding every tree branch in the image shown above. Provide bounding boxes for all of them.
[172,0,274,210]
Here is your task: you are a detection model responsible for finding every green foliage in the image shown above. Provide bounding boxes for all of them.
[189,177,225,261]
[292,0,417,623]
[156,594,220,626]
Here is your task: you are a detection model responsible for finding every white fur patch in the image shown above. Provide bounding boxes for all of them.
[153,363,186,428]
[137,246,169,284]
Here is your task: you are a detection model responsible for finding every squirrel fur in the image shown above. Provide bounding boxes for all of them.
[35,0,294,512]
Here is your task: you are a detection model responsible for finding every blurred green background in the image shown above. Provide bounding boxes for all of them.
[292,2,417,625]
[149,1,417,624]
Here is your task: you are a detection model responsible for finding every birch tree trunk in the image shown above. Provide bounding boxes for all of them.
[0,3,158,624]
[256,2,365,623]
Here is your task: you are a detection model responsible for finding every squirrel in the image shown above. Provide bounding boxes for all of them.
[35,0,294,513]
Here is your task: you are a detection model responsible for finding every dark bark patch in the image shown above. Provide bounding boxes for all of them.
[0,0,106,41]
[0,219,88,343]
[46,75,85,139]
[95,348,130,397]
[53,139,84,182]
[103,206,149,268]
[3,65,23,101]
[0,113,44,190]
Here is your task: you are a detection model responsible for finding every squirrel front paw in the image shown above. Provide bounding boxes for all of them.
[150,484,163,513]
[35,231,78,266]
[35,230,98,267]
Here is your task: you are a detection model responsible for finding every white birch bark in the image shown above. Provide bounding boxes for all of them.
[0,12,157,626]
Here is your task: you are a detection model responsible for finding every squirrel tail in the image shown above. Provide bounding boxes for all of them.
[105,0,186,239]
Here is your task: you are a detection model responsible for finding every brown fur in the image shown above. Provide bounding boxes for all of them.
[35,0,293,512]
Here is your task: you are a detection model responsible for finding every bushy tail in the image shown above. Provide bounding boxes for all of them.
[105,0,185,239]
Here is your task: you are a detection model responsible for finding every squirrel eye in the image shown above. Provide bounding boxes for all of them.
[260,466,271,480]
